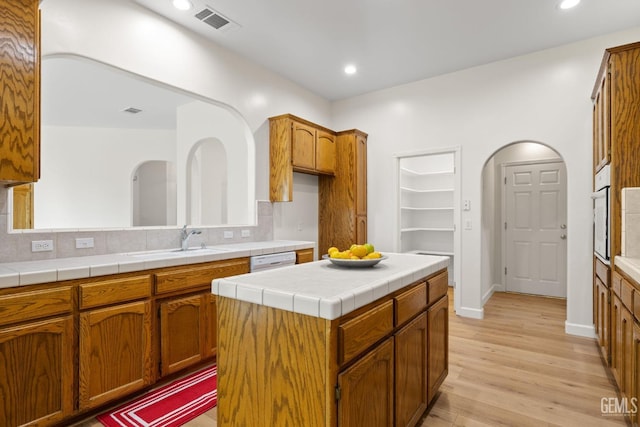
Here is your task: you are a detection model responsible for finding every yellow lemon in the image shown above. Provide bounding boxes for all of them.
[350,245,368,258]
[365,251,382,259]
[327,246,339,255]
[350,255,360,260]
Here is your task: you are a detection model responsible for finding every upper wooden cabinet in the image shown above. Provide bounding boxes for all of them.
[269,114,336,201]
[319,129,368,253]
[592,42,640,261]
[0,0,40,185]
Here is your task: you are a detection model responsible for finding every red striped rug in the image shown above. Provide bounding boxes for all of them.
[97,365,217,427]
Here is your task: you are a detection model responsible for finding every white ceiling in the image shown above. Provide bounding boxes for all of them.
[132,0,640,100]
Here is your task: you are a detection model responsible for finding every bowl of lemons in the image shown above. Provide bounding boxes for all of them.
[322,244,386,268]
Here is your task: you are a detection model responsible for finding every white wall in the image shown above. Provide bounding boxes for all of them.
[331,27,640,335]
[36,126,175,228]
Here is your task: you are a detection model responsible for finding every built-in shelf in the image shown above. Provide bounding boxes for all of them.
[400,207,454,211]
[398,152,457,286]
[400,187,454,193]
[401,168,454,177]
[401,227,455,232]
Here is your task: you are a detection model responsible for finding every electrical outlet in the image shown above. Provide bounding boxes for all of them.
[224,231,233,239]
[32,240,54,252]
[241,229,250,238]
[75,237,94,249]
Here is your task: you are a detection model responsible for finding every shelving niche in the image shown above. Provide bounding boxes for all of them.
[399,152,455,284]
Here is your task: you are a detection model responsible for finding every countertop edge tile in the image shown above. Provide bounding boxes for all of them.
[263,288,294,312]
[57,266,91,281]
[616,256,640,285]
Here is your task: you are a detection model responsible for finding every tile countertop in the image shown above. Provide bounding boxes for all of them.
[0,240,315,289]
[212,253,449,320]
[615,256,640,285]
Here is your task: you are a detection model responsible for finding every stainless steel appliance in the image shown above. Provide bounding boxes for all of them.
[592,165,610,264]
[249,251,297,272]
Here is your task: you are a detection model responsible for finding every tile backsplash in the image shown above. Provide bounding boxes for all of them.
[0,187,273,263]
[622,187,640,258]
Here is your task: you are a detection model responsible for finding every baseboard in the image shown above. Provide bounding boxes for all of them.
[565,321,596,338]
[482,284,497,305]
[456,306,484,319]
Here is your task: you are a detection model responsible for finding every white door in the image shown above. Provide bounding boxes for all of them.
[504,162,567,297]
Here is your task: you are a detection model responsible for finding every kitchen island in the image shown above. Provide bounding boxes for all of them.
[212,252,450,427]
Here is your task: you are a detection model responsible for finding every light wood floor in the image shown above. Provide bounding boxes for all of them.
[77,289,623,427]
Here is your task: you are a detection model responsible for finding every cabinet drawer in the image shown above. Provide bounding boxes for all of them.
[296,249,314,264]
[612,271,622,298]
[621,277,634,312]
[80,275,152,309]
[427,271,448,305]
[339,299,393,365]
[395,282,427,326]
[595,257,610,287]
[155,259,249,295]
[0,286,73,326]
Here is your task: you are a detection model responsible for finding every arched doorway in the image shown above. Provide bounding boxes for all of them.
[186,138,228,226]
[481,141,568,299]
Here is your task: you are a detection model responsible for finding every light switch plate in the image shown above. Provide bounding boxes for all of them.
[224,231,233,239]
[241,229,250,238]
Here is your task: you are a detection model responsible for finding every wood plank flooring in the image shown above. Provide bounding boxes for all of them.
[75,289,623,427]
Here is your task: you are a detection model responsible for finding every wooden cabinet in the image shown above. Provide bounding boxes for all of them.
[394,313,427,427]
[594,256,610,363]
[337,338,394,427]
[269,114,336,202]
[156,258,248,377]
[319,130,368,253]
[296,248,315,264]
[607,268,640,424]
[427,294,449,403]
[217,268,448,427]
[290,120,336,174]
[0,285,74,426]
[0,316,74,426]
[592,42,640,266]
[78,275,153,410]
[0,0,41,185]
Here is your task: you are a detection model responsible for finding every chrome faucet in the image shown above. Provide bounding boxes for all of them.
[181,225,202,251]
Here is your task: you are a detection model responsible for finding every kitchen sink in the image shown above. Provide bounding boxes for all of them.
[130,247,230,259]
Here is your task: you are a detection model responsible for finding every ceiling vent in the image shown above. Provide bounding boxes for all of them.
[194,6,240,33]
[122,107,142,114]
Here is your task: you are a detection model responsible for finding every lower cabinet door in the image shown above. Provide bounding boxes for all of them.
[159,294,205,376]
[427,295,449,403]
[0,316,74,426]
[338,337,394,427]
[204,294,217,359]
[632,322,640,426]
[79,301,153,410]
[395,313,428,427]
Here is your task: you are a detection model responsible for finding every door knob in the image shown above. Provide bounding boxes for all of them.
[560,234,567,240]
[561,224,566,229]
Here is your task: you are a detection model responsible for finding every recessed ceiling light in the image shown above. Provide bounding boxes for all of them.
[172,0,193,11]
[559,0,580,10]
[344,65,357,75]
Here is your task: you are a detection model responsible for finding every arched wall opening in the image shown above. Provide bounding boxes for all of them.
[480,141,567,304]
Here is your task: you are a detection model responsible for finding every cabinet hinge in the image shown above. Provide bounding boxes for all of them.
[504,222,507,230]
[335,385,341,401]
[504,177,507,185]
[505,267,507,275]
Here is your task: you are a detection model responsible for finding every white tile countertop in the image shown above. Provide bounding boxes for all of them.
[0,240,314,289]
[615,256,640,285]
[212,253,449,320]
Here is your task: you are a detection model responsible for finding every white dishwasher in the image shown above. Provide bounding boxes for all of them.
[249,251,297,272]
